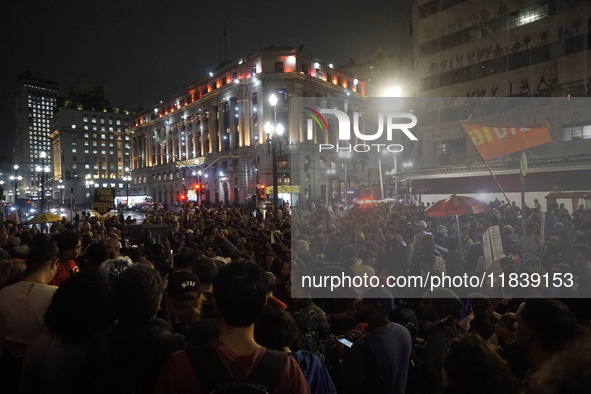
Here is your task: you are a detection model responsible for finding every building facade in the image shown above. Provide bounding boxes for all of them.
[12,72,60,202]
[406,0,591,208]
[50,105,131,210]
[128,47,366,207]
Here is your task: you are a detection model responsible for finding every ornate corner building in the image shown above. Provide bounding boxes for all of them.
[128,46,366,207]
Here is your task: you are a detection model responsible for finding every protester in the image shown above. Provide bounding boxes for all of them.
[344,287,412,394]
[20,270,113,394]
[441,334,520,394]
[164,270,218,346]
[514,298,581,374]
[255,298,337,394]
[48,230,81,286]
[92,265,186,393]
[0,234,60,393]
[154,260,310,394]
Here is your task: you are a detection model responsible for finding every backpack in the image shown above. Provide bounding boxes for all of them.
[187,344,288,394]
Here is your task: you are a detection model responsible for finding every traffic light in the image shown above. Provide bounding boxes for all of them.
[257,184,266,200]
[179,194,186,203]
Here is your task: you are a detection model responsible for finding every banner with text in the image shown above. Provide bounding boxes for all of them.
[462,122,552,161]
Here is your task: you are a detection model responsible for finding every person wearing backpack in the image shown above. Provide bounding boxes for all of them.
[154,260,310,394]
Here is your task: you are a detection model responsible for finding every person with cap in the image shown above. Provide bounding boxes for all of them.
[164,270,219,346]
[343,287,412,394]
[154,260,310,394]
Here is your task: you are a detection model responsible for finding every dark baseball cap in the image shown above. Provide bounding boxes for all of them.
[166,270,201,301]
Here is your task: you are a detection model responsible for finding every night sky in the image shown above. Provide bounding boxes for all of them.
[0,0,412,160]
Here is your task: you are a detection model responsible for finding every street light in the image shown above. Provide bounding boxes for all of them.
[123,167,131,211]
[326,168,336,206]
[36,152,50,213]
[338,151,351,209]
[57,179,65,205]
[10,164,22,205]
[381,150,400,200]
[85,174,95,207]
[266,93,283,209]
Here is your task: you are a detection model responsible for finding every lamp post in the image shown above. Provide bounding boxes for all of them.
[10,164,22,206]
[265,93,284,210]
[85,174,95,208]
[338,151,351,209]
[382,150,399,200]
[57,179,65,206]
[123,167,131,211]
[36,152,50,213]
[326,168,336,207]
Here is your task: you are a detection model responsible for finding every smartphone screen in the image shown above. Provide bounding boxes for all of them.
[338,338,353,348]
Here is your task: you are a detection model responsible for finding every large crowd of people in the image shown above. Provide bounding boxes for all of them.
[0,197,590,393]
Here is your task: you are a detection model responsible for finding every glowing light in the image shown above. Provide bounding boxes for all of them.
[382,85,403,97]
[264,122,273,134]
[276,124,284,136]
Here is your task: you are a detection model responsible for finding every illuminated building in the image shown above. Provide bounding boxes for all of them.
[13,72,60,198]
[50,100,131,209]
[405,0,591,208]
[128,46,365,206]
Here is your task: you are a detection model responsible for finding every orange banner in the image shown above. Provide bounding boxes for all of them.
[461,122,552,161]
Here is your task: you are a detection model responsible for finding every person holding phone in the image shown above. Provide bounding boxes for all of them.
[343,287,412,394]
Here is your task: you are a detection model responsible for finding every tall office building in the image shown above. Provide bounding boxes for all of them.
[405,0,591,207]
[50,101,131,210]
[13,71,60,201]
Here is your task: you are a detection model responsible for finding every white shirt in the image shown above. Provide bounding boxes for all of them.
[0,281,57,357]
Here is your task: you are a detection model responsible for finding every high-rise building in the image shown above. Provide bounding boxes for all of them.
[13,72,60,201]
[405,0,591,208]
[128,46,366,207]
[50,100,131,210]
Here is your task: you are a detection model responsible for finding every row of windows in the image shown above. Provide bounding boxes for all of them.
[83,133,129,140]
[420,2,550,56]
[422,32,591,90]
[418,0,467,19]
[71,151,129,158]
[79,125,124,132]
[562,124,591,141]
[82,116,121,125]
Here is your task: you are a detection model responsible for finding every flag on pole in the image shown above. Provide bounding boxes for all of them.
[461,122,552,161]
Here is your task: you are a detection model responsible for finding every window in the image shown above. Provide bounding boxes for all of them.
[562,123,591,141]
[274,61,284,73]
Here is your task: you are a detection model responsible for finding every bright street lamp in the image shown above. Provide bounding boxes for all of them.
[267,93,281,209]
[338,151,351,209]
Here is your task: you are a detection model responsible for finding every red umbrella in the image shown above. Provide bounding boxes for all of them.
[424,194,490,217]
